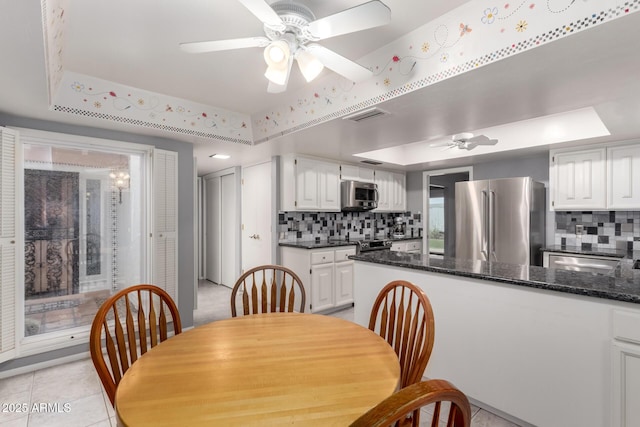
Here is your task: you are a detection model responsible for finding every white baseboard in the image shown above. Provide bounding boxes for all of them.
[0,351,90,379]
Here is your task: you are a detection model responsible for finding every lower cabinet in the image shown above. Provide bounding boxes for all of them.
[281,246,355,313]
[612,310,640,427]
[390,239,422,254]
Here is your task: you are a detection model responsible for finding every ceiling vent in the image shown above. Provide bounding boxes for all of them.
[343,107,389,122]
[360,159,383,165]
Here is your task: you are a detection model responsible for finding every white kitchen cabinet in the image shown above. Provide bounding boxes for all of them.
[374,170,406,212]
[550,147,606,210]
[612,310,640,427]
[280,154,340,212]
[390,240,422,254]
[608,144,640,209]
[340,164,375,182]
[281,245,356,313]
[334,249,354,306]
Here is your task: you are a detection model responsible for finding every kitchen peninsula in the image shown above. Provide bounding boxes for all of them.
[352,251,640,427]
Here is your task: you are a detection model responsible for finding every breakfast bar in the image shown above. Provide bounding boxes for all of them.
[351,251,640,427]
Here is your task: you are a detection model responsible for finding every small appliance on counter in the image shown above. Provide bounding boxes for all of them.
[392,217,405,239]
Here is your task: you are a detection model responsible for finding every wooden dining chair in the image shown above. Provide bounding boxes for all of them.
[90,284,182,406]
[350,379,472,427]
[369,280,435,389]
[231,264,306,317]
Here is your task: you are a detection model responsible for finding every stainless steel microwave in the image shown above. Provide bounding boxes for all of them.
[340,180,378,211]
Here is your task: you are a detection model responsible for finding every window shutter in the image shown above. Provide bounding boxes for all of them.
[0,127,18,363]
[153,149,178,302]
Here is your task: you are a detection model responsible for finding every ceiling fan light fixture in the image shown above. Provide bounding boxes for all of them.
[264,40,290,67]
[264,65,288,85]
[296,49,324,82]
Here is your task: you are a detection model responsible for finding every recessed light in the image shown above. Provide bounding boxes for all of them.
[209,153,230,159]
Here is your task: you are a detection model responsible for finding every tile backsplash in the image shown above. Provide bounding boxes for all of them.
[554,211,640,251]
[278,211,423,242]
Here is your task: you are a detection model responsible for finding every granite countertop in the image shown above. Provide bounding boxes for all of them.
[279,240,357,250]
[278,236,422,250]
[350,251,640,304]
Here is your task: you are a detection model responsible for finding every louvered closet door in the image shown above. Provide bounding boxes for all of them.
[0,127,18,363]
[153,149,178,302]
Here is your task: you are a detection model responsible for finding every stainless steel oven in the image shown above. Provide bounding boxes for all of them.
[340,180,378,211]
[543,252,621,274]
[355,239,392,254]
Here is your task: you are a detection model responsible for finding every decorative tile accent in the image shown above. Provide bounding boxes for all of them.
[555,211,640,251]
[278,211,422,243]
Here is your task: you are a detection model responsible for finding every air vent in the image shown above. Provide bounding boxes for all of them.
[360,159,383,165]
[343,107,389,122]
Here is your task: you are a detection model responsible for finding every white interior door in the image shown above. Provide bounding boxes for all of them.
[242,162,272,272]
[204,176,221,284]
[220,174,236,287]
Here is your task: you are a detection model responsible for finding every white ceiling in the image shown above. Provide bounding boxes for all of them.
[1,1,640,176]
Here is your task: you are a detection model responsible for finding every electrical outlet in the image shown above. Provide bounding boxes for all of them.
[575,224,584,235]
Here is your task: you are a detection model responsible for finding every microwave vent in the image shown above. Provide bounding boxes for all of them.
[360,159,383,165]
[343,107,389,122]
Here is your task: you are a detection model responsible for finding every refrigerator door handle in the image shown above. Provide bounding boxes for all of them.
[489,190,496,261]
[481,190,489,260]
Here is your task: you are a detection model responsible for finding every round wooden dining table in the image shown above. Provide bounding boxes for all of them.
[115,312,400,426]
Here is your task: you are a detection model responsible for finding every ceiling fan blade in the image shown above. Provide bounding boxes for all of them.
[237,0,285,29]
[307,1,391,40]
[180,37,270,53]
[428,141,450,148]
[467,135,498,145]
[267,56,293,93]
[306,44,372,83]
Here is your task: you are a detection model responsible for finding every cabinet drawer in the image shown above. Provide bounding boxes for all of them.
[311,251,334,265]
[335,247,356,262]
[613,310,640,345]
[406,241,421,251]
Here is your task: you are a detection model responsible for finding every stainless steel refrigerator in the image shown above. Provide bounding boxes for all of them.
[455,177,545,266]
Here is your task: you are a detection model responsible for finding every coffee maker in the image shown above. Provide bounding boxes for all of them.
[392,217,405,238]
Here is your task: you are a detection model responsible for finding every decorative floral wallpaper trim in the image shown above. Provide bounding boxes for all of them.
[54,72,253,144]
[251,0,639,143]
[40,0,67,104]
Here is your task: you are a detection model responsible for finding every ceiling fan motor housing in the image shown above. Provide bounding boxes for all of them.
[265,1,317,42]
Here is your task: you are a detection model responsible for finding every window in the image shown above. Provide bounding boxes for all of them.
[22,140,148,339]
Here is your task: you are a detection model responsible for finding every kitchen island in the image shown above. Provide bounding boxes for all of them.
[352,251,640,427]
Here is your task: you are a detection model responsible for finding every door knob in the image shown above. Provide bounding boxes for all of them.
[249,234,260,239]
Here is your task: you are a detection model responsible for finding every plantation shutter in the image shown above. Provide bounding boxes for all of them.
[0,127,18,363]
[153,149,178,302]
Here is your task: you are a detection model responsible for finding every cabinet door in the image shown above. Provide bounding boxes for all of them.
[374,170,391,211]
[390,172,406,212]
[608,144,640,209]
[390,242,406,252]
[334,261,354,306]
[311,263,334,312]
[612,342,640,427]
[296,157,321,210]
[318,161,340,210]
[552,149,606,210]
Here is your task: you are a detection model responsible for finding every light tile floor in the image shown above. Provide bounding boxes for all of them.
[0,280,522,427]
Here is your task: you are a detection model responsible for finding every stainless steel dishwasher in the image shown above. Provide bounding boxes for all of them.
[543,252,621,274]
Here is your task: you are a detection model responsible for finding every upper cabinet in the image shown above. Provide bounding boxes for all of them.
[550,147,606,210]
[374,170,406,212]
[608,144,640,209]
[550,141,640,210]
[340,164,375,183]
[281,154,340,212]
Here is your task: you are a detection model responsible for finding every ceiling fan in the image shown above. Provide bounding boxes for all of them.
[430,133,499,151]
[179,0,391,93]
